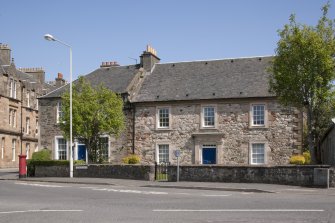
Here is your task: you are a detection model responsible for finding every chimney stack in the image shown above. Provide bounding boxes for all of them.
[19,67,45,84]
[140,45,160,71]
[0,44,11,65]
[55,73,66,88]
[100,61,120,68]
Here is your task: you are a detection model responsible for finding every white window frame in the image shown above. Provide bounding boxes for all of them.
[55,136,68,160]
[13,110,16,128]
[56,101,63,123]
[26,90,30,107]
[9,78,16,99]
[156,106,171,130]
[249,142,268,165]
[13,81,17,99]
[26,143,30,159]
[9,78,13,97]
[201,105,217,129]
[26,117,30,134]
[99,135,110,161]
[250,103,268,128]
[9,109,12,126]
[155,143,170,163]
[12,139,16,161]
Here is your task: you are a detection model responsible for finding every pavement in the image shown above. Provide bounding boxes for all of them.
[0,167,333,194]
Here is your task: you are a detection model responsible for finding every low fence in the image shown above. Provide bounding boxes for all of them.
[32,162,335,187]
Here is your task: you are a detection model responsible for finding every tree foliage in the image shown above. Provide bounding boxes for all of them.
[269,3,335,163]
[60,77,125,163]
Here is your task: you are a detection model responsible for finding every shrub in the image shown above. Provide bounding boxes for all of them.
[74,160,86,165]
[122,155,140,164]
[303,151,311,164]
[27,160,69,177]
[31,149,51,161]
[289,155,305,165]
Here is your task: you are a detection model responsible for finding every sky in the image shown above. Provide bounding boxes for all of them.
[1,0,334,82]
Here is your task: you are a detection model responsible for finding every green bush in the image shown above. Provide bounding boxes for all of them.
[122,155,140,164]
[289,155,305,165]
[74,160,86,165]
[27,160,69,177]
[31,149,51,161]
[303,151,311,164]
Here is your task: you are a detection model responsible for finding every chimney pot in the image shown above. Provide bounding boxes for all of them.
[57,73,63,79]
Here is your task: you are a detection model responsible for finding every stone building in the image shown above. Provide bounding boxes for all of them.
[132,56,303,165]
[38,60,146,163]
[0,44,56,168]
[39,46,303,165]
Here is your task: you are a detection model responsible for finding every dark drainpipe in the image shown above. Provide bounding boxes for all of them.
[132,103,136,154]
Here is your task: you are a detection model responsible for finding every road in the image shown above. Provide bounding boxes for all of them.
[0,180,335,223]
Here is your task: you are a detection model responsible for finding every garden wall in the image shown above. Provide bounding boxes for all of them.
[33,163,334,187]
[167,165,334,187]
[34,164,155,181]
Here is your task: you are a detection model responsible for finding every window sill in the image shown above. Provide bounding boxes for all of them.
[156,127,172,131]
[249,125,268,129]
[200,126,217,130]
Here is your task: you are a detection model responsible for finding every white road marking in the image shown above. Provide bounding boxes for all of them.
[153,209,324,212]
[0,210,83,214]
[283,189,317,192]
[202,194,232,197]
[174,192,190,195]
[90,187,168,195]
[15,182,66,188]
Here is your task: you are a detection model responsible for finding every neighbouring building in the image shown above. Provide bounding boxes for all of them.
[38,60,146,163]
[39,45,303,165]
[0,44,56,168]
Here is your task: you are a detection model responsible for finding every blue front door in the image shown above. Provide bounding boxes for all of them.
[78,145,86,161]
[202,148,216,164]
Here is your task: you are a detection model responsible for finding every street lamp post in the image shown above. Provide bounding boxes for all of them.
[44,34,73,178]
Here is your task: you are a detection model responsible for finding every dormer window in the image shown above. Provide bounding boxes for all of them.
[26,90,30,107]
[9,78,17,99]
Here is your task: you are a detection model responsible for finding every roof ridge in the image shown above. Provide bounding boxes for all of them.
[156,55,274,65]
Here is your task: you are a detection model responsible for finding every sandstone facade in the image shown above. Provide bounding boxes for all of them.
[0,44,55,168]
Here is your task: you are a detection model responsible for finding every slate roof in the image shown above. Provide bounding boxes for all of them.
[132,56,274,102]
[1,63,36,82]
[40,65,139,98]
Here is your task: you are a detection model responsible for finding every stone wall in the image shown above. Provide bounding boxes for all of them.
[168,165,333,187]
[134,98,302,165]
[75,164,154,181]
[35,165,69,177]
[34,164,155,181]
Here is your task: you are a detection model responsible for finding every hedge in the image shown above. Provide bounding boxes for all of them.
[27,160,69,177]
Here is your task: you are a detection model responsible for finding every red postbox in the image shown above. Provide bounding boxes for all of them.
[18,154,27,178]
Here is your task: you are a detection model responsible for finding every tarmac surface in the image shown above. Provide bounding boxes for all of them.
[0,167,333,194]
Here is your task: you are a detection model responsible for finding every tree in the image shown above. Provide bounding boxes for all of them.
[269,3,335,163]
[60,77,125,163]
